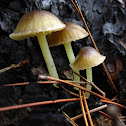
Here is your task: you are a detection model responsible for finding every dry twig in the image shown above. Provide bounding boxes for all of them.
[79,90,89,126]
[0,98,81,112]
[71,104,108,121]
[99,111,113,120]
[39,75,110,101]
[101,99,124,108]
[62,111,78,126]
[4,81,58,86]
[82,91,94,126]
[61,86,79,97]
[74,72,106,96]
[0,59,29,75]
[4,80,87,86]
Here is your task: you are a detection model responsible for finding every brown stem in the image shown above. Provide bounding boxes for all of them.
[82,91,94,126]
[72,104,108,121]
[63,111,78,126]
[99,111,113,120]
[0,59,29,75]
[79,89,89,126]
[62,86,79,97]
[100,99,124,108]
[111,95,118,101]
[0,98,80,112]
[4,81,58,86]
[74,72,106,96]
[39,75,110,101]
[4,81,87,87]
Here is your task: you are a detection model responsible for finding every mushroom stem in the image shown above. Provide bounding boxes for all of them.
[37,33,59,88]
[85,67,92,97]
[64,42,80,87]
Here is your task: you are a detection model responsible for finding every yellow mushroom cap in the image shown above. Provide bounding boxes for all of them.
[9,10,65,40]
[47,22,88,47]
[70,46,106,70]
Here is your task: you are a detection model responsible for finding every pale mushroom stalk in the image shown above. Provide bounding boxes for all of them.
[85,67,92,97]
[64,42,80,82]
[70,46,106,98]
[37,33,59,81]
[48,22,89,90]
[9,10,66,88]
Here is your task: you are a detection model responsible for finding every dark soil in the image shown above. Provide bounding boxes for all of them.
[0,0,126,126]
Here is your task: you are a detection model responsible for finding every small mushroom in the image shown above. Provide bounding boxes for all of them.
[9,10,65,88]
[47,22,88,83]
[70,46,106,97]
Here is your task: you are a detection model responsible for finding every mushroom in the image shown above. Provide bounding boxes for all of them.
[70,46,106,97]
[9,10,65,88]
[47,22,88,84]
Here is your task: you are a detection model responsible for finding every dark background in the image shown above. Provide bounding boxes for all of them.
[0,0,126,126]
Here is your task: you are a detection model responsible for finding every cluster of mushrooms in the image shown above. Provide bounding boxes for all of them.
[9,10,106,98]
